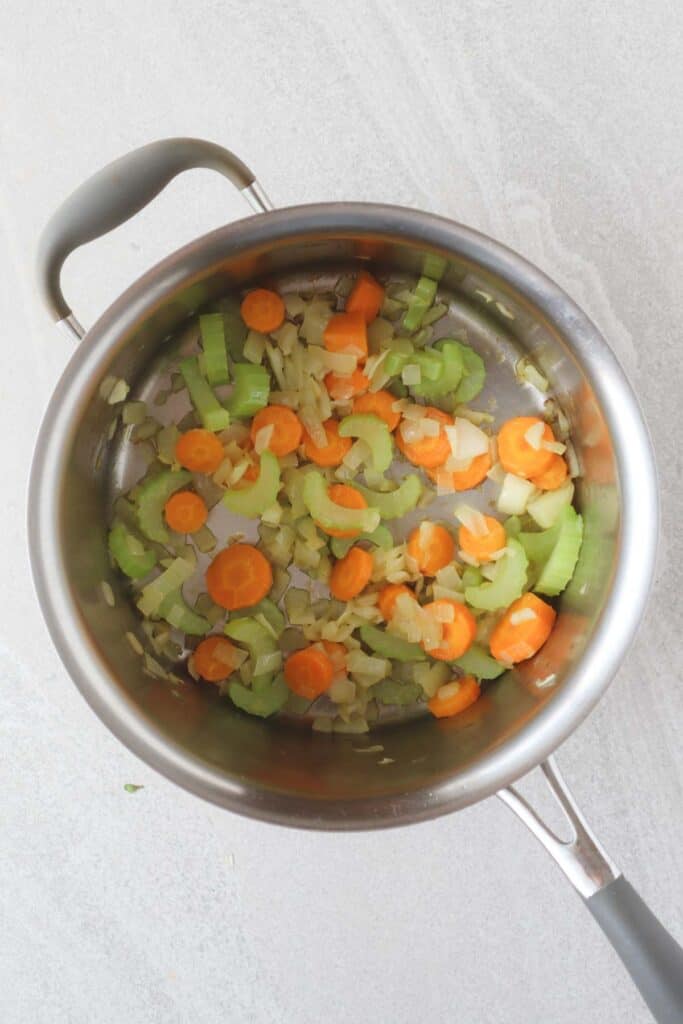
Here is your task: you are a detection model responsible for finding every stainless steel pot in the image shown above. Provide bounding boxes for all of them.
[30,138,682,1021]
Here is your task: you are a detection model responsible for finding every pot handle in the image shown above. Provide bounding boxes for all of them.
[36,137,273,338]
[499,757,683,1023]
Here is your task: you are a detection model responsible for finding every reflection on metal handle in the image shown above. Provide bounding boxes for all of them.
[497,755,619,898]
[38,138,274,342]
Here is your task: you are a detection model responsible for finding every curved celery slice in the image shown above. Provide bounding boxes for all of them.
[180,356,230,432]
[454,644,506,679]
[225,615,280,691]
[371,678,423,706]
[403,275,438,331]
[461,565,483,588]
[108,522,156,579]
[338,413,393,473]
[360,624,426,663]
[355,474,422,520]
[330,524,393,559]
[228,674,289,718]
[527,482,574,529]
[464,539,528,611]
[159,588,210,636]
[412,340,464,399]
[225,363,270,418]
[231,597,285,637]
[136,469,192,543]
[452,342,486,404]
[222,450,281,518]
[199,313,229,386]
[303,471,380,534]
[520,505,583,597]
[137,557,194,617]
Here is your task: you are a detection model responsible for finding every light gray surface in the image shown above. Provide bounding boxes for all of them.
[0,2,681,1022]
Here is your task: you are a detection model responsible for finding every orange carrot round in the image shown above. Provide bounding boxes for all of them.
[531,454,569,491]
[422,599,477,660]
[345,270,385,324]
[497,417,555,479]
[352,390,401,431]
[284,647,334,699]
[324,368,370,401]
[458,515,507,562]
[302,418,352,467]
[489,593,556,664]
[329,546,373,601]
[206,543,273,611]
[377,583,414,621]
[317,483,368,538]
[240,288,285,333]
[428,675,481,718]
[175,428,224,474]
[396,407,453,468]
[163,491,208,534]
[250,405,303,456]
[193,636,238,682]
[407,523,455,576]
[430,451,492,492]
[323,311,368,361]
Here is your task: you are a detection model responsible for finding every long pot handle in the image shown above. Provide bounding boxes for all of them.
[36,137,273,339]
[498,757,683,1023]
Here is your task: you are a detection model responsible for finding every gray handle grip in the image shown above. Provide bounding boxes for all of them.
[586,877,683,1024]
[37,137,270,322]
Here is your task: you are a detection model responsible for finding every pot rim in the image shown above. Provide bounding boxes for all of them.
[28,202,658,829]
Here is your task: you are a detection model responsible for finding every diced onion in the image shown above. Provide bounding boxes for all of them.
[454,503,488,536]
[254,424,274,454]
[420,417,441,437]
[524,421,546,451]
[322,350,357,374]
[402,363,421,386]
[243,330,267,364]
[432,602,455,623]
[510,608,537,626]
[487,461,505,484]
[497,473,538,515]
[445,418,489,461]
[436,680,462,701]
[542,439,566,455]
[299,405,327,448]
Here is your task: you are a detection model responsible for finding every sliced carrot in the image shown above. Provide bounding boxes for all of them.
[407,522,455,576]
[324,368,370,402]
[429,451,492,492]
[320,640,348,673]
[396,407,453,468]
[302,418,352,467]
[193,636,238,683]
[497,417,555,479]
[284,647,334,699]
[250,405,303,457]
[428,675,481,719]
[163,491,208,534]
[422,599,477,660]
[377,583,414,621]
[489,592,556,664]
[352,389,401,431]
[206,543,273,611]
[329,546,373,601]
[317,483,368,538]
[323,311,368,361]
[240,288,285,333]
[175,428,224,474]
[458,515,507,562]
[345,270,385,325]
[531,454,569,491]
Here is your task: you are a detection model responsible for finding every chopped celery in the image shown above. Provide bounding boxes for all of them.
[212,297,248,360]
[403,275,438,331]
[422,253,447,280]
[179,356,230,432]
[384,349,412,377]
[360,624,426,663]
[519,505,583,597]
[338,413,393,474]
[454,644,506,679]
[136,469,192,543]
[231,597,285,637]
[108,522,156,579]
[225,615,280,691]
[222,450,281,518]
[224,363,270,418]
[452,342,486,404]
[228,674,289,718]
[355,474,422,520]
[199,313,229,386]
[330,524,394,559]
[464,539,528,611]
[412,340,464,400]
[371,678,423,706]
[137,557,194,617]
[504,516,522,538]
[413,660,451,698]
[158,588,210,636]
[303,471,380,534]
[527,482,575,529]
[156,424,181,465]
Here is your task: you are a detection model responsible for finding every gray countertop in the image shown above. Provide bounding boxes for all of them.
[1,2,681,1022]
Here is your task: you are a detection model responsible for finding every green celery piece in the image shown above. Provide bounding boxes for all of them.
[222,450,281,518]
[465,539,528,611]
[403,275,438,331]
[454,644,506,679]
[355,474,422,520]
[199,313,229,386]
[225,364,270,418]
[385,349,413,377]
[413,349,443,381]
[422,253,447,280]
[338,413,393,473]
[360,624,426,663]
[520,506,584,597]
[211,297,248,360]
[413,340,464,400]
[330,524,393,559]
[136,469,192,543]
[371,678,423,706]
[137,557,194,617]
[230,597,285,637]
[180,356,230,432]
[461,565,483,588]
[225,615,279,691]
[303,471,380,534]
[228,674,289,718]
[504,516,522,538]
[451,342,486,404]
[159,588,210,636]
[108,522,156,579]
